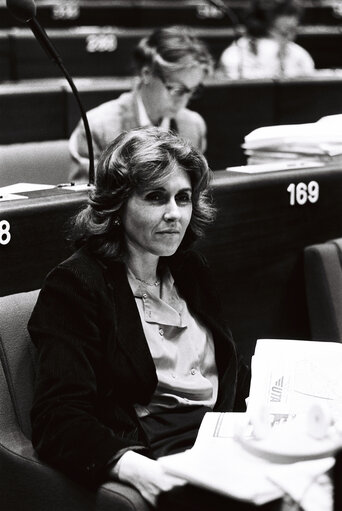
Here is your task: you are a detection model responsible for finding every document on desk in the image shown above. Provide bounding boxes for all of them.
[0,193,28,201]
[226,160,324,173]
[248,338,342,421]
[0,183,55,194]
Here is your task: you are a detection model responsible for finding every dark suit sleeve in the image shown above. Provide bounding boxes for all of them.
[233,357,251,412]
[28,265,146,485]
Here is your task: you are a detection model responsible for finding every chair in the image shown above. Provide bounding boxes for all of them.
[0,289,149,511]
[304,238,342,342]
[0,140,71,187]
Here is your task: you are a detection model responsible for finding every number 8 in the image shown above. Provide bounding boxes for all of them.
[0,220,11,245]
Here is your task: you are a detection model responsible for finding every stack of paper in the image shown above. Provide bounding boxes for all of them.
[243,114,342,165]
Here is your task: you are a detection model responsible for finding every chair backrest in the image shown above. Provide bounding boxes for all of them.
[304,238,342,342]
[0,290,39,439]
[0,140,71,187]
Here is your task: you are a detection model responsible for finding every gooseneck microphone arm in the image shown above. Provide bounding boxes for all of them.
[6,0,95,186]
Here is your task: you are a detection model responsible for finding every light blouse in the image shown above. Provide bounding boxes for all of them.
[219,36,315,79]
[126,267,218,417]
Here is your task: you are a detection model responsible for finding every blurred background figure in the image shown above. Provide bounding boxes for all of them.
[218,0,315,80]
[69,26,213,182]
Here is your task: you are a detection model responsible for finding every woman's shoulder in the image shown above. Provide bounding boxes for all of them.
[171,248,209,268]
[168,249,211,283]
[45,247,109,291]
[287,41,315,64]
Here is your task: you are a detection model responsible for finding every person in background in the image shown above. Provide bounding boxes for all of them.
[69,26,213,182]
[29,127,251,510]
[218,0,315,80]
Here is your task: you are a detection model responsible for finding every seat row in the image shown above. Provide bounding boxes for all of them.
[1,25,342,82]
[2,74,342,171]
[1,0,341,29]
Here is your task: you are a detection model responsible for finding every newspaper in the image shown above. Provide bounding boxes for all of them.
[158,339,341,506]
[248,339,342,422]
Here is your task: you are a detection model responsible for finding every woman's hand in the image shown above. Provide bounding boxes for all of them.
[113,450,187,507]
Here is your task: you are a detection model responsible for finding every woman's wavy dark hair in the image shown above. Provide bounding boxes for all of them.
[244,0,303,39]
[70,127,216,259]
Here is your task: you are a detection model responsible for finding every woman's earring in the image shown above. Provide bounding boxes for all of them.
[114,217,121,227]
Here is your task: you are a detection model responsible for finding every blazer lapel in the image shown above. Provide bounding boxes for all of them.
[104,260,158,395]
[120,89,141,132]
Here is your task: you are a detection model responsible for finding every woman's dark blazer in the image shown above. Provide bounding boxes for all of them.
[28,246,250,485]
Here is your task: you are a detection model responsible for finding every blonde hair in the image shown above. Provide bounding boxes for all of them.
[134,25,213,75]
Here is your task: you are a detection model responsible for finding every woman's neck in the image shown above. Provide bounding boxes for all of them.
[125,253,159,284]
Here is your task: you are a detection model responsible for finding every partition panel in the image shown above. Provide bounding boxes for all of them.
[0,32,10,81]
[190,78,276,169]
[274,76,342,126]
[0,81,66,144]
[1,1,340,29]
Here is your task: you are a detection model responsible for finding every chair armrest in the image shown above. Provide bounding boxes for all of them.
[0,432,149,511]
[304,242,342,341]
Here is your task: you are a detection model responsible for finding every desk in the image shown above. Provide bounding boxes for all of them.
[2,26,342,81]
[8,27,150,79]
[0,188,86,295]
[0,1,341,28]
[1,75,342,169]
[2,164,342,362]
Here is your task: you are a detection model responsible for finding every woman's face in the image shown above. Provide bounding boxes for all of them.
[143,65,205,121]
[271,15,299,42]
[122,165,193,261]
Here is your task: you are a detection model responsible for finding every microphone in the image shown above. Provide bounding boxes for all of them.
[205,0,242,36]
[6,0,35,21]
[6,0,95,186]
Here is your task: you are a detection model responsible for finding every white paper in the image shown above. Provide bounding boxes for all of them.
[243,115,342,169]
[159,413,283,505]
[0,183,55,194]
[248,339,342,420]
[244,116,342,150]
[0,193,28,201]
[226,161,323,174]
[56,183,94,192]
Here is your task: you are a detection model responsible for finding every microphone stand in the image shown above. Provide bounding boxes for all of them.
[7,1,95,186]
[27,18,95,186]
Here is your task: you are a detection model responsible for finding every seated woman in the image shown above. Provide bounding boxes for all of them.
[28,127,251,509]
[69,25,213,183]
[218,0,315,79]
